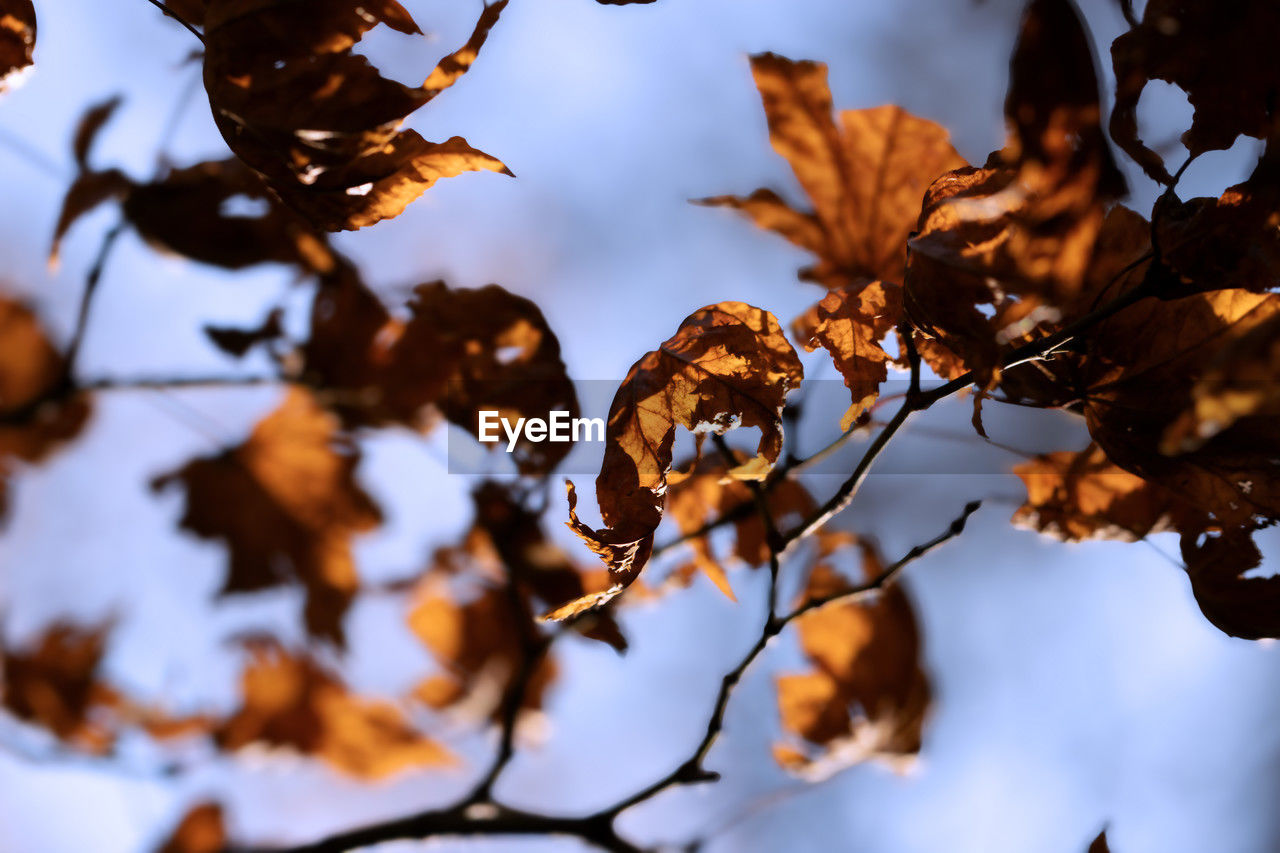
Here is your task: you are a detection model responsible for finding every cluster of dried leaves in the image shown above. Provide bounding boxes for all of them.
[0,0,1276,850]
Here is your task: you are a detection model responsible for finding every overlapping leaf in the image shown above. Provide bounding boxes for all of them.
[549,303,803,620]
[1,623,113,750]
[303,274,579,475]
[1179,528,1280,640]
[1110,0,1280,183]
[701,53,965,291]
[0,0,34,93]
[905,0,1125,383]
[218,641,453,778]
[202,0,511,230]
[773,557,930,777]
[153,388,383,646]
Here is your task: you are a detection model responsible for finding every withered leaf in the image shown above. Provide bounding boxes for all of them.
[701,54,964,290]
[548,302,803,620]
[1087,830,1111,853]
[153,388,382,646]
[666,453,823,600]
[1162,310,1280,454]
[1084,289,1280,528]
[905,0,1125,383]
[0,0,34,93]
[156,802,226,853]
[52,115,336,275]
[1012,443,1196,542]
[1179,528,1280,640]
[1155,138,1280,297]
[796,281,902,430]
[1,623,113,749]
[202,0,511,230]
[0,298,91,522]
[219,641,453,778]
[303,275,579,476]
[1110,0,1280,183]
[409,583,556,721]
[774,557,930,777]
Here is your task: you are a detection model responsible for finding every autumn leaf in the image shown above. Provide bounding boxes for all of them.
[665,453,822,600]
[1012,443,1197,542]
[1,623,113,750]
[52,99,336,274]
[1083,289,1280,528]
[700,53,964,290]
[1087,830,1111,853]
[905,0,1125,383]
[795,280,903,430]
[153,388,383,646]
[774,555,930,777]
[202,0,511,230]
[204,308,285,359]
[0,297,92,522]
[1179,528,1280,641]
[219,641,454,778]
[302,274,580,475]
[1154,137,1280,298]
[156,803,226,853]
[0,0,34,93]
[547,302,803,620]
[1110,0,1280,183]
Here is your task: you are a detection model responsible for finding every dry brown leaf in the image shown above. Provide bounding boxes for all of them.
[153,388,382,646]
[1012,443,1198,541]
[1087,830,1111,853]
[156,802,226,853]
[1,623,113,749]
[1083,289,1280,528]
[219,641,454,778]
[52,99,336,275]
[1179,528,1280,641]
[302,274,579,475]
[774,557,930,777]
[1110,0,1280,183]
[202,0,511,230]
[548,302,803,620]
[701,54,964,290]
[0,298,92,523]
[0,0,34,93]
[797,281,902,430]
[905,0,1125,384]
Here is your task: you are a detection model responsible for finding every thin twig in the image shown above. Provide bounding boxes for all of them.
[144,0,206,44]
[63,222,125,378]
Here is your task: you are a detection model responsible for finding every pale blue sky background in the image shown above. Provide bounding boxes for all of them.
[0,1,1277,852]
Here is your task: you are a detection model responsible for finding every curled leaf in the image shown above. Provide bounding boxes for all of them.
[548,303,803,620]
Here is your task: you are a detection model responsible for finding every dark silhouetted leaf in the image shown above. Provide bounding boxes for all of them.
[1110,0,1280,183]
[204,308,285,359]
[1180,528,1280,640]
